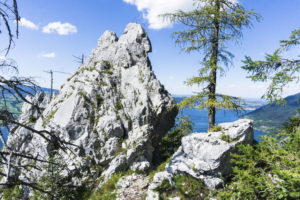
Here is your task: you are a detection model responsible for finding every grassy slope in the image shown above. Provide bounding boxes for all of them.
[245,93,300,133]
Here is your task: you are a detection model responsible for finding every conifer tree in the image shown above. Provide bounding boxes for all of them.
[243,28,300,102]
[163,0,260,129]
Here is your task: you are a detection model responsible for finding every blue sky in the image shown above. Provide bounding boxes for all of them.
[1,0,300,98]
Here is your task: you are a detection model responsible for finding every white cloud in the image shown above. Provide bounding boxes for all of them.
[18,18,39,30]
[42,22,77,35]
[0,56,6,60]
[39,52,56,58]
[123,0,237,30]
[123,0,195,29]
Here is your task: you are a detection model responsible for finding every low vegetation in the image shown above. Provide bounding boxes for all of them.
[155,175,209,200]
[217,113,300,199]
[219,133,236,143]
[87,171,133,200]
[158,116,193,163]
[208,125,222,132]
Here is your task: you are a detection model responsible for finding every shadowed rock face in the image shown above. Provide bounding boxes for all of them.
[5,23,177,189]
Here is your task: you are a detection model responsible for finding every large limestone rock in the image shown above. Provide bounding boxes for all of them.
[167,119,253,188]
[5,23,177,191]
[146,119,253,200]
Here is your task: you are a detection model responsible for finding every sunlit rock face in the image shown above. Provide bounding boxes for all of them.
[5,23,177,192]
[146,119,253,200]
[166,119,253,188]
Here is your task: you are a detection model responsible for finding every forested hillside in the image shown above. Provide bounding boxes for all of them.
[245,93,300,133]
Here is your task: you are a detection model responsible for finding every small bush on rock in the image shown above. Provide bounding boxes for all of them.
[208,125,222,132]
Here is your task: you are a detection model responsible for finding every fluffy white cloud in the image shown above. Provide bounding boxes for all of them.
[123,0,238,30]
[18,18,39,30]
[42,22,77,35]
[123,0,195,29]
[39,52,56,58]
[0,56,6,60]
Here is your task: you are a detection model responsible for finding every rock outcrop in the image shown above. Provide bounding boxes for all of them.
[146,119,253,200]
[4,23,177,196]
[116,174,149,200]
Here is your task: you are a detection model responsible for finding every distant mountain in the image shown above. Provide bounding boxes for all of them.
[244,93,300,133]
[0,86,58,114]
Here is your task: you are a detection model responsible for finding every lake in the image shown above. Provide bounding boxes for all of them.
[175,96,266,141]
[178,107,265,141]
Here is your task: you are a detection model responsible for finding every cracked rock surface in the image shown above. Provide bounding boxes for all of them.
[4,23,177,196]
[146,119,253,200]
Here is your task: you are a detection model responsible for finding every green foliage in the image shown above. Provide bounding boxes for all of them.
[87,171,133,200]
[155,175,209,200]
[243,28,300,102]
[208,125,222,132]
[138,69,145,83]
[283,109,300,133]
[115,100,123,111]
[31,155,85,200]
[179,92,244,111]
[101,60,114,75]
[158,116,193,162]
[29,115,38,123]
[163,0,260,128]
[96,94,104,109]
[1,185,23,200]
[218,115,300,199]
[219,133,236,143]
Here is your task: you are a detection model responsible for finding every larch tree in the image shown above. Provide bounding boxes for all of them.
[163,0,260,129]
[243,28,300,102]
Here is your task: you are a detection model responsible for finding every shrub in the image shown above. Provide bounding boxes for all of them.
[87,171,133,200]
[155,175,209,200]
[115,100,123,111]
[1,186,23,200]
[96,94,104,109]
[219,133,235,143]
[217,113,300,199]
[158,116,193,162]
[208,125,222,132]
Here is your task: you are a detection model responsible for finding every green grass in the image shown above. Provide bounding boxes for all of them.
[208,125,222,132]
[155,175,209,200]
[87,171,133,200]
[219,133,236,143]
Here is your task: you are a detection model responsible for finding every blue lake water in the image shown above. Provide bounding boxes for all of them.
[178,108,265,141]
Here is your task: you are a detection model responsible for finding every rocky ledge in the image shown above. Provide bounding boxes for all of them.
[146,119,253,200]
